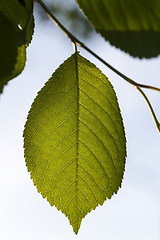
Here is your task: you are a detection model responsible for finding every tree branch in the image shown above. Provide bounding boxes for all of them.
[35,0,160,92]
[35,0,160,132]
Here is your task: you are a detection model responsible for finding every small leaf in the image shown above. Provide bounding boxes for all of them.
[24,53,126,234]
[76,0,160,58]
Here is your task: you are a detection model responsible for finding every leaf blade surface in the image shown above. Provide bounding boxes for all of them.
[24,53,126,233]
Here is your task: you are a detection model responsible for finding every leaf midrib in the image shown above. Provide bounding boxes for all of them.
[75,52,80,231]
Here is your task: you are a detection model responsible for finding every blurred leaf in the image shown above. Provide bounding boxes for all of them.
[0,0,34,45]
[36,0,94,39]
[0,0,33,28]
[76,0,160,58]
[0,0,34,94]
[24,53,126,234]
[0,10,18,92]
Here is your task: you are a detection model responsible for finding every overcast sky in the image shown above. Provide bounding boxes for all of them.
[0,3,160,240]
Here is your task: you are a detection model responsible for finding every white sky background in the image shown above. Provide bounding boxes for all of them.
[0,2,160,240]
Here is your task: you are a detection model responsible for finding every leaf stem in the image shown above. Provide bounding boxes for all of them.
[136,87,160,133]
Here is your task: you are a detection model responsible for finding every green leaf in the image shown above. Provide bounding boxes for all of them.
[0,0,33,29]
[0,0,34,46]
[0,0,34,93]
[24,53,126,234]
[76,0,160,58]
[0,10,18,89]
[0,44,26,94]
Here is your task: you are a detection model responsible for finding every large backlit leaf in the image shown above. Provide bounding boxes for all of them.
[24,53,126,234]
[76,0,160,58]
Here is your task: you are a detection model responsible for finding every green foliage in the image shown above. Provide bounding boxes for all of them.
[0,10,17,89]
[24,52,126,234]
[0,0,159,235]
[76,0,160,58]
[0,0,34,93]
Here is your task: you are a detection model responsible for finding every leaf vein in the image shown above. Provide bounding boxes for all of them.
[79,119,117,173]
